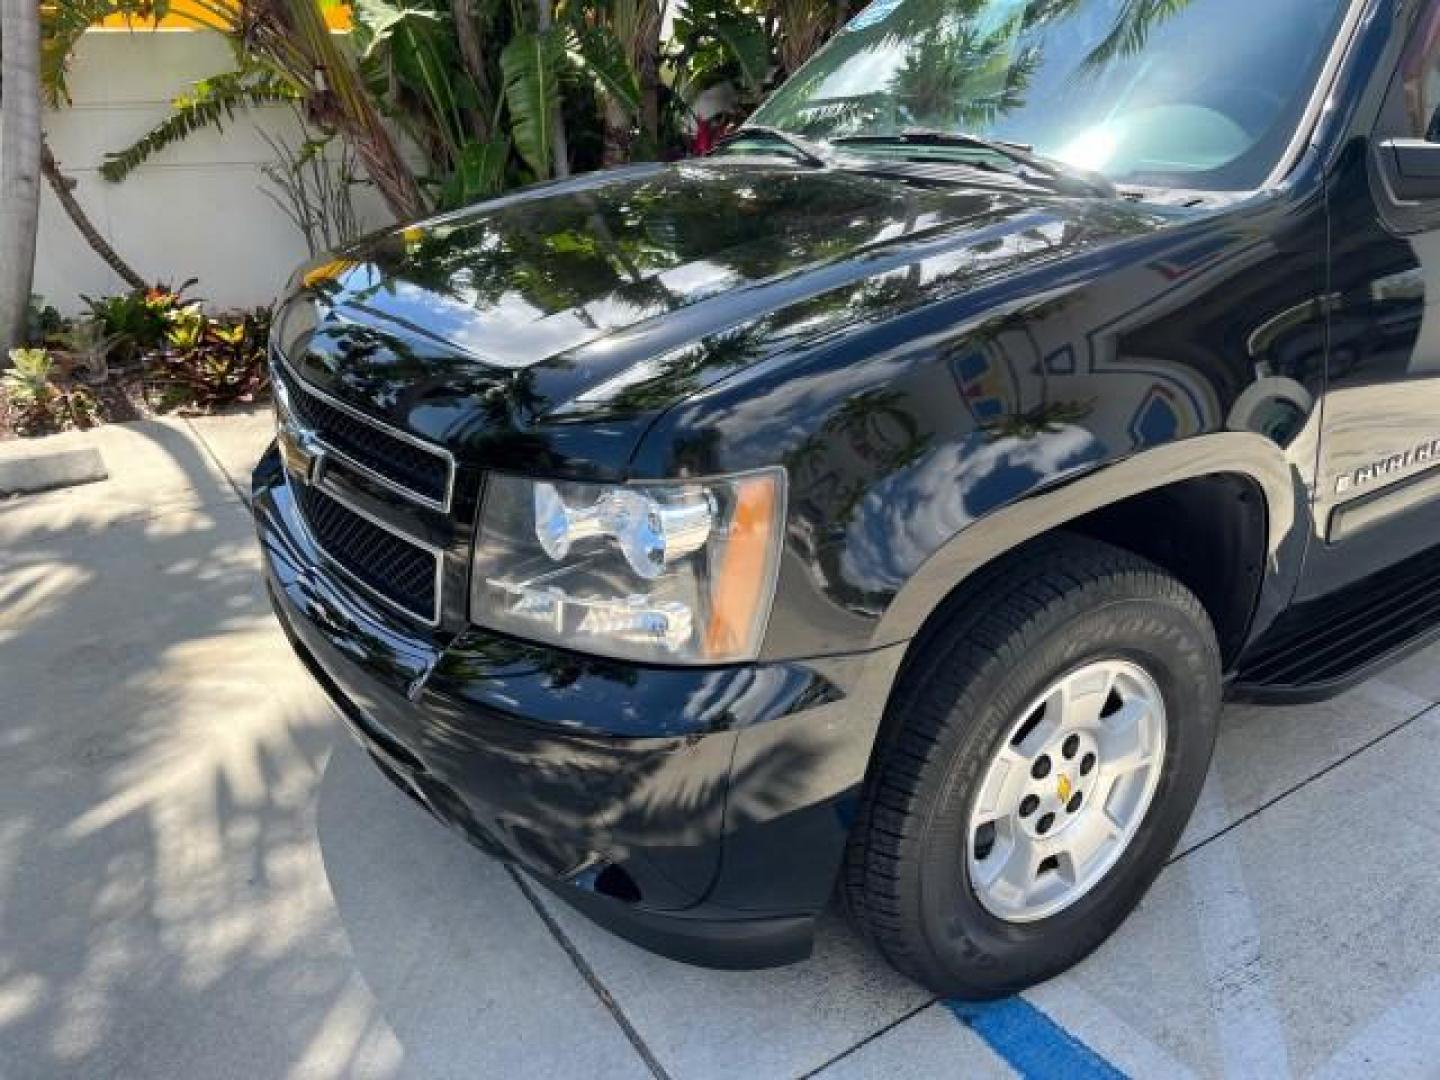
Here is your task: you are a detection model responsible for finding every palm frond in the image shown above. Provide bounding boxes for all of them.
[39,0,237,105]
[568,23,642,116]
[100,69,302,183]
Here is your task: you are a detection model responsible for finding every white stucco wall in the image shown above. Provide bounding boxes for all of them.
[37,29,396,314]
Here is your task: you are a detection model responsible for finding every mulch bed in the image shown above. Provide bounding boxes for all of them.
[0,369,142,442]
[0,367,267,441]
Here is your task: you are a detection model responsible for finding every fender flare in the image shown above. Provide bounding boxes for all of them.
[871,432,1303,648]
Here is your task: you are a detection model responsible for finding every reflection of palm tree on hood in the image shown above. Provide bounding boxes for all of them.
[607,326,770,413]
[360,167,912,323]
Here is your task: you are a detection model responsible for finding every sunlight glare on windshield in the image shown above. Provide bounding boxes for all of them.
[750,0,1351,191]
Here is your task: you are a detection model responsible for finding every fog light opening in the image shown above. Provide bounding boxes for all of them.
[593,863,643,904]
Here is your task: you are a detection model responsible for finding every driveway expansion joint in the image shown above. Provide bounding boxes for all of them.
[799,996,939,1078]
[1167,700,1436,866]
[185,415,252,507]
[506,865,675,1080]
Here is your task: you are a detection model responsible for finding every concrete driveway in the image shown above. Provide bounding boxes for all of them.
[2,412,1439,1079]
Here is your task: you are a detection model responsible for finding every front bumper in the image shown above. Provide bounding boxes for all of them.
[252,441,904,968]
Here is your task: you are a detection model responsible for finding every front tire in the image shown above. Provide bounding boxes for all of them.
[845,535,1221,998]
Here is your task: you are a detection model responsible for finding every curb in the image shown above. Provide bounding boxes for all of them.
[0,446,108,497]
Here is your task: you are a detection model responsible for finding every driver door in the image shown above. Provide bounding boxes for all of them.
[1306,0,1440,598]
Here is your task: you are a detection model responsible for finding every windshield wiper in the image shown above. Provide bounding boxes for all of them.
[831,129,1116,199]
[713,125,829,168]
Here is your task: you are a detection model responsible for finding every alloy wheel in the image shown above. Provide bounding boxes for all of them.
[966,659,1167,922]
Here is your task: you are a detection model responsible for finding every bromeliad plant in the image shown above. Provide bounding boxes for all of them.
[48,318,125,384]
[1,348,102,435]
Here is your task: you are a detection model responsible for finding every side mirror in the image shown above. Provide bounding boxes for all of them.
[1377,137,1440,200]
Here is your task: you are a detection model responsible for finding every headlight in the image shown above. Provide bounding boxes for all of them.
[470,470,786,664]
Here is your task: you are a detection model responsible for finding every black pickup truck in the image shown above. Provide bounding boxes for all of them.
[253,0,1440,996]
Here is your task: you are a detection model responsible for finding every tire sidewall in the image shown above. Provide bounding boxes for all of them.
[912,595,1220,990]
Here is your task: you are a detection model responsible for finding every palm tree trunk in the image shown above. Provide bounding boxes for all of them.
[0,0,42,356]
[601,97,630,167]
[450,0,494,140]
[638,0,662,148]
[261,0,428,220]
[41,141,148,291]
[533,0,570,178]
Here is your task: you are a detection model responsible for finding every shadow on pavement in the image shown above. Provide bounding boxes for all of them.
[315,735,929,1080]
[0,423,400,1079]
[315,739,654,1078]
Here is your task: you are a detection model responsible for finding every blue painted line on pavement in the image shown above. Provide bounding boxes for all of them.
[946,997,1127,1079]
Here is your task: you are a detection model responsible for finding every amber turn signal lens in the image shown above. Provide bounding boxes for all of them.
[705,473,781,659]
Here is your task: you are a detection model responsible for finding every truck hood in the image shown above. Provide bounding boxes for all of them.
[278,160,1171,468]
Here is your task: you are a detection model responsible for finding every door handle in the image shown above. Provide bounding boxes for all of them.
[1378,138,1440,200]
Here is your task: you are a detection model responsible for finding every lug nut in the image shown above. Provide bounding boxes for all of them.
[1032,756,1052,780]
[1063,734,1080,759]
[1067,793,1083,814]
[1081,752,1096,776]
[1037,812,1055,835]
[1019,795,1039,818]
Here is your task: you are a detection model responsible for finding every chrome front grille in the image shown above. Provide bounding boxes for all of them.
[273,350,452,626]
[273,355,455,512]
[294,483,443,624]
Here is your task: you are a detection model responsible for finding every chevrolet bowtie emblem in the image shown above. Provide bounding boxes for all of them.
[279,417,328,487]
[1057,774,1073,802]
[304,445,328,485]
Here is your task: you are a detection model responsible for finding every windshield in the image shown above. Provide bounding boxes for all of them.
[748,0,1351,191]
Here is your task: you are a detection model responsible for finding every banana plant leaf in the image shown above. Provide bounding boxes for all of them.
[501,28,567,179]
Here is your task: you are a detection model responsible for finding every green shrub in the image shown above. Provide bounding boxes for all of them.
[144,307,272,414]
[82,280,197,364]
[26,295,64,346]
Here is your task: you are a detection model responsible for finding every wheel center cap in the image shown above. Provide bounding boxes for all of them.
[1056,773,1073,802]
